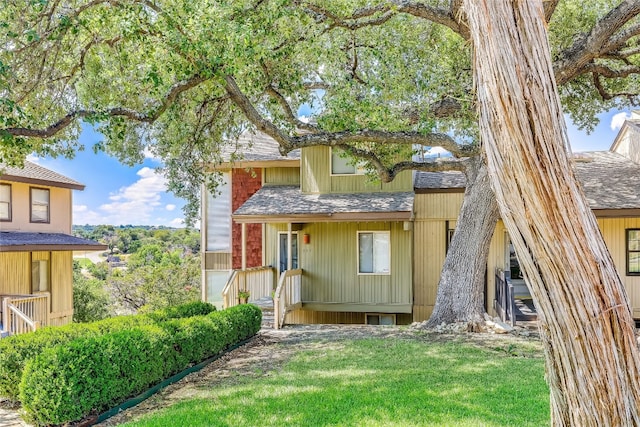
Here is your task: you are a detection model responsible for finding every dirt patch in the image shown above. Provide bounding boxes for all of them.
[97,324,542,426]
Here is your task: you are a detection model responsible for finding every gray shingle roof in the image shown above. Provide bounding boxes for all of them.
[414,171,466,190]
[220,131,300,163]
[0,161,84,190]
[574,151,640,210]
[414,151,640,211]
[233,186,413,220]
[0,232,106,251]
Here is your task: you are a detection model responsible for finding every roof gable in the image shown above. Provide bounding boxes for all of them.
[0,161,84,190]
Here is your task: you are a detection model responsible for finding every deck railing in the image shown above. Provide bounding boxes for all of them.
[494,269,516,327]
[274,269,303,329]
[222,266,275,308]
[1,293,50,336]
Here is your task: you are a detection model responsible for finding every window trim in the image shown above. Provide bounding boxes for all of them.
[277,231,299,273]
[357,230,391,276]
[0,183,11,222]
[30,187,50,224]
[31,259,50,293]
[330,147,366,176]
[626,228,640,276]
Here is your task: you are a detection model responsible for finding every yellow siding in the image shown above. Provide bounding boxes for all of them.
[0,252,30,294]
[414,193,464,220]
[51,251,73,321]
[265,221,412,309]
[0,251,73,326]
[301,146,412,193]
[285,310,413,325]
[597,218,640,317]
[0,181,72,233]
[264,167,300,185]
[204,252,232,270]
[301,146,330,193]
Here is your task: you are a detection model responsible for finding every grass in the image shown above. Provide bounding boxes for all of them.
[74,257,94,268]
[123,336,549,427]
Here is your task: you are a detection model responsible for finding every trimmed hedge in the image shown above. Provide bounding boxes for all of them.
[0,301,215,401]
[19,304,261,426]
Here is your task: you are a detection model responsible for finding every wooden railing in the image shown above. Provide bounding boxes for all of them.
[274,269,303,330]
[494,269,516,327]
[1,293,50,336]
[222,266,275,308]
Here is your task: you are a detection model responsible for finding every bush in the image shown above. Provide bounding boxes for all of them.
[19,305,261,426]
[0,301,215,401]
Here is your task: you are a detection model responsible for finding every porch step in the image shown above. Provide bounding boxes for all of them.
[253,297,275,328]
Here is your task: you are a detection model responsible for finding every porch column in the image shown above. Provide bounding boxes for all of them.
[287,223,293,271]
[241,223,247,270]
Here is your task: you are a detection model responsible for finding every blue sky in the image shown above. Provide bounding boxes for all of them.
[28,109,635,227]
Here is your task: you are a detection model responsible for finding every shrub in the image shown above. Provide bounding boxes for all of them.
[0,301,215,401]
[19,304,261,426]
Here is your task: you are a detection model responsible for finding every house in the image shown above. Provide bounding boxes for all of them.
[0,161,106,335]
[201,114,640,327]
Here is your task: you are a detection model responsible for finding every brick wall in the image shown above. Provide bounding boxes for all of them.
[231,168,262,269]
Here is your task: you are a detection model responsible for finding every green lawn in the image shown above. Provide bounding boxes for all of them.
[123,337,549,427]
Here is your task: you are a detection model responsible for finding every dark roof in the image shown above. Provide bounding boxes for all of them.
[0,232,106,252]
[414,171,466,192]
[414,151,640,211]
[220,131,300,164]
[233,186,414,222]
[0,161,84,190]
[573,151,640,210]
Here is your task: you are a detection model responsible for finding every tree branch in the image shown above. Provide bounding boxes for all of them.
[3,75,208,138]
[553,0,640,85]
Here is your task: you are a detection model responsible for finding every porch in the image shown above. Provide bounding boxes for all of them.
[494,269,538,326]
[0,293,50,337]
[221,266,302,329]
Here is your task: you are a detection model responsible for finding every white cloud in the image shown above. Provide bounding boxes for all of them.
[611,112,631,130]
[26,154,40,163]
[298,116,311,123]
[143,146,161,161]
[86,167,169,225]
[73,204,88,213]
[168,217,185,228]
[165,204,176,211]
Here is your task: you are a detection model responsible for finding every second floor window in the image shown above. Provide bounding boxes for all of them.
[331,148,366,175]
[31,187,50,223]
[0,183,10,221]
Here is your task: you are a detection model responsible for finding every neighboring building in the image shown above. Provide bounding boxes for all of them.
[202,114,640,326]
[0,161,106,334]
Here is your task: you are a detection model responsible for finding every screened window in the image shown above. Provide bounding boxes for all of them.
[627,229,640,275]
[30,188,50,223]
[358,231,390,274]
[331,148,366,175]
[32,260,49,292]
[0,183,10,221]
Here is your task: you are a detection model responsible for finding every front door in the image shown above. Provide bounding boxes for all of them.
[278,233,298,273]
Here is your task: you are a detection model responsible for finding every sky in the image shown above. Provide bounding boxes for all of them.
[28,108,636,227]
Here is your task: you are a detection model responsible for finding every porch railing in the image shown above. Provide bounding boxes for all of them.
[222,266,275,308]
[274,269,303,330]
[494,269,516,327]
[1,293,50,336]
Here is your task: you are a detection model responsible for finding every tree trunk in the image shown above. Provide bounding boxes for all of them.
[463,0,640,424]
[427,155,499,328]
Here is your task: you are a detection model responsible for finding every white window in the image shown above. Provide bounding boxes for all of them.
[32,260,49,292]
[30,187,50,223]
[358,231,390,274]
[0,183,10,221]
[331,148,366,175]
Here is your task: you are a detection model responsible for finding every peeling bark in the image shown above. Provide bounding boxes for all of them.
[464,0,640,424]
[426,155,499,328]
